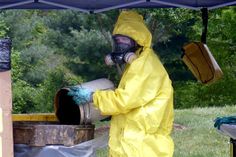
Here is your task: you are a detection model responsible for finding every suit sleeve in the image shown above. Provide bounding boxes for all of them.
[93,55,165,116]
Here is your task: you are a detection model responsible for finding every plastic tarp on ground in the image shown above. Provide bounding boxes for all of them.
[14,132,108,157]
[1,0,236,12]
[218,124,236,139]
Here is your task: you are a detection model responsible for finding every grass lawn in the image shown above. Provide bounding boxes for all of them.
[173,105,236,157]
[96,105,236,157]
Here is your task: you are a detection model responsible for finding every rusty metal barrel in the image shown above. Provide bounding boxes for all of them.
[54,78,114,125]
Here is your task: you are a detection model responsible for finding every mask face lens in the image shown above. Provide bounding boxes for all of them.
[114,36,132,45]
[116,43,131,53]
[112,35,135,53]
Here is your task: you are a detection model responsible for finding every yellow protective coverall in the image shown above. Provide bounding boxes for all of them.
[93,11,174,157]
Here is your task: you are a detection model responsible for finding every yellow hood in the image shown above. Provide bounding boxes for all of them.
[113,11,152,48]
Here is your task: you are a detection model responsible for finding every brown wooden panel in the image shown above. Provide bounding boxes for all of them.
[13,122,94,146]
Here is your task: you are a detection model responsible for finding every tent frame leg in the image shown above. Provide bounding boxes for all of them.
[0,71,13,157]
[230,138,236,157]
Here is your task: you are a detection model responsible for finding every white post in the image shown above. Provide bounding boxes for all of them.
[0,38,13,157]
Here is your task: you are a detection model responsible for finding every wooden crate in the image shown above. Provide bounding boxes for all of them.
[13,122,94,146]
[13,114,94,146]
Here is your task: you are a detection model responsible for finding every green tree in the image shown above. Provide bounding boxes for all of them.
[11,50,37,113]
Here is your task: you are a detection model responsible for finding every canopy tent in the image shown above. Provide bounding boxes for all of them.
[1,0,236,13]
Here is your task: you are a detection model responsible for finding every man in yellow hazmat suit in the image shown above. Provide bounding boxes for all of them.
[69,10,174,157]
[93,11,174,157]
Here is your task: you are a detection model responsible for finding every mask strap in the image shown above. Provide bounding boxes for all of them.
[116,64,125,77]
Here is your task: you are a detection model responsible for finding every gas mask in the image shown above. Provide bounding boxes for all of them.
[105,35,138,66]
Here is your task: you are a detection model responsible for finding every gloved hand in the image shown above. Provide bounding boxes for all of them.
[67,87,93,105]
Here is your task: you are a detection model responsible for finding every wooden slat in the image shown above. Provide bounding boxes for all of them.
[0,71,13,157]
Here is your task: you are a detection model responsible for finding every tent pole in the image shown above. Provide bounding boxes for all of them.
[0,38,13,157]
[201,8,208,44]
[0,71,13,157]
[93,0,146,13]
[39,0,90,13]
[0,0,33,9]
[151,0,200,10]
[208,1,236,10]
